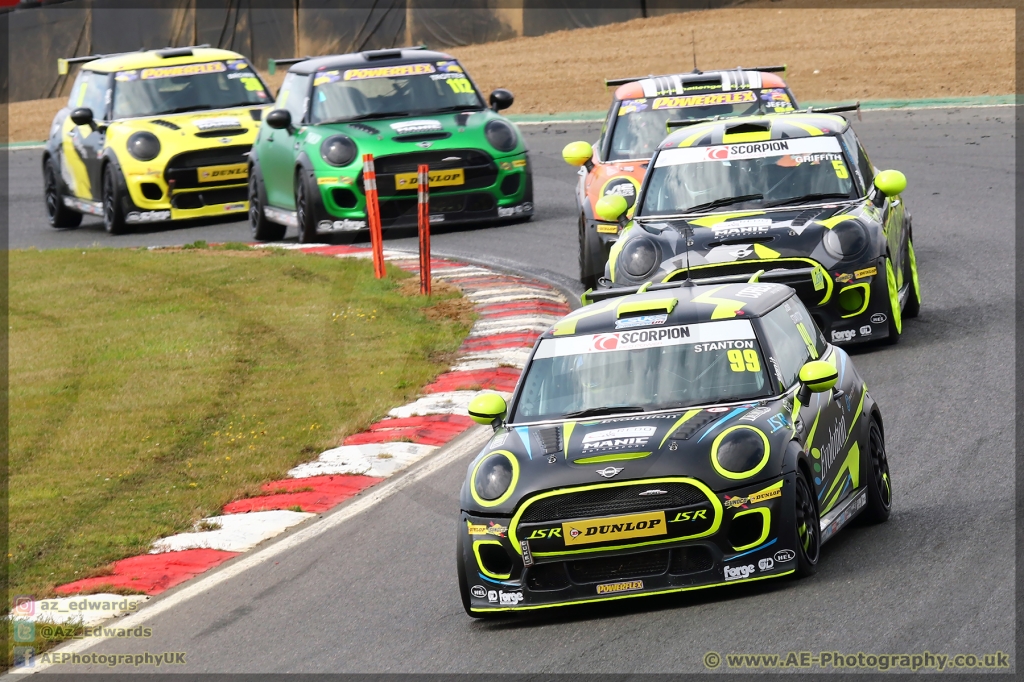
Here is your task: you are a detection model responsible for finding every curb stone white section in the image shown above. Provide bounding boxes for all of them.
[430,266,495,280]
[10,595,150,625]
[287,442,437,478]
[452,348,533,371]
[150,510,314,554]
[468,315,558,337]
[387,390,512,418]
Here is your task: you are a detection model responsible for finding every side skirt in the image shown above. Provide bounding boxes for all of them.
[264,206,298,228]
[819,488,867,544]
[63,195,103,216]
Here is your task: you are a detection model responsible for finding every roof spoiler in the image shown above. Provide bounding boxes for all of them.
[57,44,211,75]
[580,267,812,306]
[605,65,786,88]
[267,57,311,75]
[663,101,861,133]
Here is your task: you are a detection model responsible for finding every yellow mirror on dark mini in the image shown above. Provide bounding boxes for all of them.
[799,360,839,393]
[468,393,507,426]
[562,141,593,167]
[873,169,907,197]
[594,194,628,223]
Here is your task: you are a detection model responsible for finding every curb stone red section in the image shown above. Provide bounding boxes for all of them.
[49,244,567,606]
[222,475,384,514]
[55,549,239,596]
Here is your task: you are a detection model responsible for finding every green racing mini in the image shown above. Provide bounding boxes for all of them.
[457,280,892,615]
[248,47,533,242]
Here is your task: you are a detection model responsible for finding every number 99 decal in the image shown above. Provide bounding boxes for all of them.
[728,349,761,372]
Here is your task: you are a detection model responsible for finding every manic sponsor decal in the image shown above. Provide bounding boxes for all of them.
[656,136,843,167]
[580,425,656,452]
[534,320,755,359]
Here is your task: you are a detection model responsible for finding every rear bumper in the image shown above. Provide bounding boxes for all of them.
[460,474,798,613]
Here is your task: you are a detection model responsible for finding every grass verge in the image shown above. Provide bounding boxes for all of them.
[7,243,473,604]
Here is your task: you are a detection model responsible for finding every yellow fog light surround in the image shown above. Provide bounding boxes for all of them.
[730,507,771,551]
[711,425,771,480]
[470,450,519,508]
[838,283,870,318]
[473,539,512,580]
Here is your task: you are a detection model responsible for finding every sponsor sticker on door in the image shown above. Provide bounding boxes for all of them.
[394,168,464,189]
[562,511,666,546]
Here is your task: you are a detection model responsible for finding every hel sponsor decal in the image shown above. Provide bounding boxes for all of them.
[125,210,170,224]
[870,312,888,324]
[344,63,435,80]
[724,563,756,580]
[141,62,226,80]
[656,136,842,168]
[652,90,757,110]
[693,339,754,353]
[470,585,487,599]
[562,511,666,546]
[197,163,247,182]
[194,117,242,131]
[389,119,443,134]
[710,219,772,237]
[615,314,667,330]
[758,557,774,571]
[395,169,464,189]
[854,266,878,279]
[774,549,796,562]
[534,319,756,359]
[831,329,857,343]
[596,580,644,595]
[668,509,708,522]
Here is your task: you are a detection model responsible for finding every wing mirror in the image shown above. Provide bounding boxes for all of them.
[468,392,508,429]
[594,193,629,229]
[265,108,294,133]
[562,141,594,172]
[489,88,514,112]
[70,107,97,131]
[872,169,907,201]
[796,360,839,405]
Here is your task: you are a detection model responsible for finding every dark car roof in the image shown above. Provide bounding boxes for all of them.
[288,48,455,75]
[658,112,850,150]
[550,282,794,337]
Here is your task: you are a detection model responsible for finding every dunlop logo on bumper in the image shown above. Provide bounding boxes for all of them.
[562,511,666,546]
[197,163,248,183]
[395,168,464,189]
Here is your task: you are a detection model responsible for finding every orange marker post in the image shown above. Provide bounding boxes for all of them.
[417,164,431,296]
[362,153,385,279]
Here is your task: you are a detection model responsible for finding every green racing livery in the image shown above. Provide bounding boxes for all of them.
[248,47,533,242]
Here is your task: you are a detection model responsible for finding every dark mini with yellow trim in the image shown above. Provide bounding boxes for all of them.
[593,110,921,345]
[457,281,891,616]
[43,46,272,234]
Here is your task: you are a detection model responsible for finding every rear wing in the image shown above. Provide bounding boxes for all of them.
[581,268,808,306]
[267,57,309,76]
[57,44,211,75]
[664,101,861,133]
[605,65,787,88]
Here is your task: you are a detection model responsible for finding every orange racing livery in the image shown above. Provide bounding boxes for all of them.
[563,67,797,288]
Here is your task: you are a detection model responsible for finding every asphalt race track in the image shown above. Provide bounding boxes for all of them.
[13,107,1017,674]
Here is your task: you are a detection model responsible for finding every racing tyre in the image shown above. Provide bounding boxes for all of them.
[43,160,81,228]
[794,468,820,578]
[102,163,128,235]
[295,170,317,244]
[882,256,902,345]
[858,419,892,524]
[456,530,496,619]
[902,240,921,319]
[249,163,285,242]
[578,214,598,291]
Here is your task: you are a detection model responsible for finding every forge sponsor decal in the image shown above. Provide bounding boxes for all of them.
[596,580,644,595]
[562,511,666,546]
[580,425,657,452]
[319,219,368,231]
[652,90,757,110]
[344,63,435,80]
[657,136,843,167]
[198,163,247,183]
[724,563,757,580]
[141,62,226,80]
[487,589,524,605]
[534,319,756,359]
[615,314,667,330]
[831,329,856,343]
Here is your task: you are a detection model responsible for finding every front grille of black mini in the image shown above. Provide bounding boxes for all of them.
[526,563,570,591]
[567,549,670,583]
[668,546,714,575]
[518,482,706,524]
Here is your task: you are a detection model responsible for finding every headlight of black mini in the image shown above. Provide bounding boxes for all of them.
[320,135,357,167]
[620,237,659,278]
[822,219,869,261]
[473,453,515,501]
[126,132,161,161]
[485,119,518,152]
[712,426,770,479]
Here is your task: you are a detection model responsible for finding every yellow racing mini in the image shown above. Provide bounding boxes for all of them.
[42,45,273,234]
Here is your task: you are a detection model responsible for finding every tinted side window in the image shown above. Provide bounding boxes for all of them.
[70,70,110,119]
[841,126,874,192]
[276,73,310,123]
[759,298,821,390]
